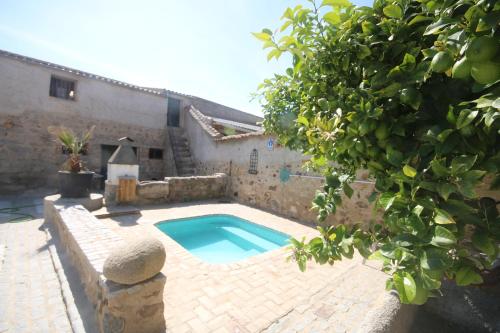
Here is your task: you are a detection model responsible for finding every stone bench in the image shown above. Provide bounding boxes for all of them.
[44,195,166,333]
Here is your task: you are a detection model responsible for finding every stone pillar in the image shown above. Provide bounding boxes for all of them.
[98,274,166,333]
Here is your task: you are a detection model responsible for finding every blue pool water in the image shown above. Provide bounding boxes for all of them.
[155,214,290,263]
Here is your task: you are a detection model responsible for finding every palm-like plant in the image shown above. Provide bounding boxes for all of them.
[49,126,95,172]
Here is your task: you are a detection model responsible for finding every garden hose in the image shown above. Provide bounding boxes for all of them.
[0,204,39,222]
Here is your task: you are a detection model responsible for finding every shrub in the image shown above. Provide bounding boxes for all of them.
[255,0,500,304]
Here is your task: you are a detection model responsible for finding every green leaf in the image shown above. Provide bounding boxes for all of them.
[420,270,442,289]
[451,155,477,175]
[493,98,500,109]
[456,109,478,129]
[252,32,272,41]
[343,183,354,198]
[430,159,449,177]
[472,231,496,256]
[378,192,396,211]
[280,20,293,32]
[437,129,454,143]
[387,149,404,166]
[383,4,403,19]
[368,250,385,260]
[393,272,416,303]
[455,266,483,286]
[437,183,455,201]
[424,17,455,35]
[321,0,352,8]
[357,44,372,59]
[408,15,433,26]
[324,11,341,25]
[403,165,417,178]
[463,170,486,181]
[431,226,457,247]
[281,7,293,20]
[297,115,309,126]
[420,248,452,270]
[267,49,282,61]
[434,208,456,224]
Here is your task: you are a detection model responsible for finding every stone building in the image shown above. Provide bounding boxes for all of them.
[0,49,261,193]
[0,49,377,225]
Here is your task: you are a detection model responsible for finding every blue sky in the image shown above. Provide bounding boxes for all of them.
[0,0,372,116]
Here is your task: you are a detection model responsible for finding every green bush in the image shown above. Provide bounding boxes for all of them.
[255,0,500,304]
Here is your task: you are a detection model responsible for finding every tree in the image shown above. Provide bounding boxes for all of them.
[255,0,500,304]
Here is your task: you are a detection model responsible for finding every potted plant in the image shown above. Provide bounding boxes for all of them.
[49,125,96,198]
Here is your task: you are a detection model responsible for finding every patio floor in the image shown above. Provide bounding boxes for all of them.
[100,202,389,333]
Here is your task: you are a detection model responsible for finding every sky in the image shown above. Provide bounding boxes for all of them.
[0,0,372,116]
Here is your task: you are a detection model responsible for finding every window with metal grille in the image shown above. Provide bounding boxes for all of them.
[149,148,163,160]
[49,76,76,100]
[249,149,258,174]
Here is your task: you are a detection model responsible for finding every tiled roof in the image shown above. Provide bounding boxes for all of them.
[215,130,265,142]
[0,49,172,96]
[0,48,261,119]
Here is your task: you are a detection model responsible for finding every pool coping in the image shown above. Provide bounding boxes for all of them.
[154,213,292,265]
[149,212,301,270]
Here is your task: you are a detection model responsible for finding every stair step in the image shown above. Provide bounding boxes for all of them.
[168,128,197,176]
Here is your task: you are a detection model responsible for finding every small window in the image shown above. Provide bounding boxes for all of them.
[149,148,163,160]
[50,76,76,100]
[249,149,258,174]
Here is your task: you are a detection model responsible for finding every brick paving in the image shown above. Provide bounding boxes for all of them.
[102,202,389,333]
[0,207,73,333]
[0,197,390,333]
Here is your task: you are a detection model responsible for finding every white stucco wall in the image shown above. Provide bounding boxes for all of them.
[108,164,140,185]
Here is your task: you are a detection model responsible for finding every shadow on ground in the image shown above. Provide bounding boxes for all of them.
[45,222,100,333]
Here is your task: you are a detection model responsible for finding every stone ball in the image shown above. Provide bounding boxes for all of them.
[103,236,166,285]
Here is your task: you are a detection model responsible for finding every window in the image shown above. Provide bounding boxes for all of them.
[149,148,163,160]
[249,149,258,174]
[50,76,76,100]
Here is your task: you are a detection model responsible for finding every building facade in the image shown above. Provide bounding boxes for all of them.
[0,49,261,193]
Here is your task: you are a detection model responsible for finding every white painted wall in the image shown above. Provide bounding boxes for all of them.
[108,164,139,185]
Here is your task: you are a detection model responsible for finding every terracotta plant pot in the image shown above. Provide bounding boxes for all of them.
[58,171,94,198]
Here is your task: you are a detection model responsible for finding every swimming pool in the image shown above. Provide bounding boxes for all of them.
[155,214,290,263]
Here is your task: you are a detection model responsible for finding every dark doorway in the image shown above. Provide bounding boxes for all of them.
[167,98,181,127]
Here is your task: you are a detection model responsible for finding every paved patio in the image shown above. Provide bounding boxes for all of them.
[0,196,390,332]
[0,195,95,333]
[101,202,389,333]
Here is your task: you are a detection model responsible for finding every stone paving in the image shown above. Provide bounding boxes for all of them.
[0,196,390,333]
[0,196,73,333]
[102,202,389,333]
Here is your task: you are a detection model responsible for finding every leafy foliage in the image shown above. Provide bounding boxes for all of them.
[48,126,95,172]
[256,0,500,304]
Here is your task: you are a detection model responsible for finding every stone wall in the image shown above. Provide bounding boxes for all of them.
[0,53,176,192]
[105,173,228,205]
[184,109,377,226]
[0,110,168,192]
[44,196,166,333]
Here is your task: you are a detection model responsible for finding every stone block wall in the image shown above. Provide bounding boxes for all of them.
[44,196,166,333]
[0,110,169,192]
[105,173,228,205]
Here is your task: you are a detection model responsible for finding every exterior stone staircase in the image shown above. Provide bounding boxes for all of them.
[168,127,196,176]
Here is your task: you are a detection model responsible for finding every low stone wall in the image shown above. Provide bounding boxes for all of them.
[44,195,166,333]
[105,173,229,205]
